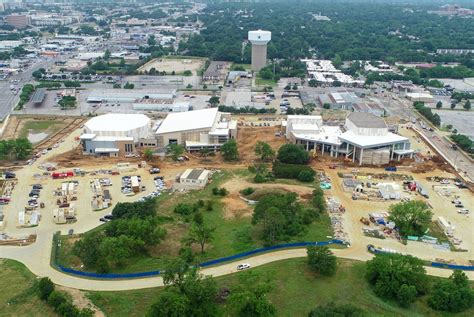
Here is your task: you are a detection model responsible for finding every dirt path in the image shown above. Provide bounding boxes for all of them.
[57,286,105,317]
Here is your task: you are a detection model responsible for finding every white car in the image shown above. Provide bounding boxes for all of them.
[237,263,251,271]
[458,209,470,214]
[440,179,450,185]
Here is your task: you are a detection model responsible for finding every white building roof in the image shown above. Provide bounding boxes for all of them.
[95,148,120,153]
[85,114,150,133]
[156,108,219,134]
[339,130,408,148]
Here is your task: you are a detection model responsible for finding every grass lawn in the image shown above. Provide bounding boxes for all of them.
[255,77,277,87]
[231,63,252,71]
[0,259,56,317]
[56,170,333,274]
[87,258,474,317]
[18,120,63,139]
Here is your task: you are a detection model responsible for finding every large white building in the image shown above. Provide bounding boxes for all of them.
[286,113,413,165]
[155,108,237,151]
[80,114,155,157]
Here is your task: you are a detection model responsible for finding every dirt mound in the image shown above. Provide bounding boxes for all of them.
[222,193,253,219]
[237,126,286,162]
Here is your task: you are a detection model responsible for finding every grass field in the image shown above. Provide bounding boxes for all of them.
[231,63,252,71]
[0,259,56,317]
[86,258,474,317]
[18,120,63,139]
[255,77,278,87]
[56,170,332,274]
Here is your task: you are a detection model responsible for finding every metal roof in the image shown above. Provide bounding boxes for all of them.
[347,112,386,128]
[31,88,46,104]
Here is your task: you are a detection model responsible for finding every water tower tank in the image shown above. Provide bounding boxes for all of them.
[248,30,271,45]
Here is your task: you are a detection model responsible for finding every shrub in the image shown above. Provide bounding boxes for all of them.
[298,170,315,182]
[38,277,55,300]
[47,291,67,309]
[174,203,196,216]
[307,246,337,276]
[241,187,255,196]
[212,187,228,196]
[277,144,310,164]
[254,174,266,183]
[272,162,315,180]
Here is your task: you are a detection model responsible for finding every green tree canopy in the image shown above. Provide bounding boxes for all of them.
[221,139,239,161]
[277,144,309,164]
[255,141,275,162]
[306,246,337,276]
[387,200,432,237]
[366,254,428,306]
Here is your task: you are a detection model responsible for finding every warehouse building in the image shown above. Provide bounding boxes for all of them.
[155,108,237,151]
[179,169,210,188]
[318,92,358,110]
[80,114,155,157]
[132,99,190,112]
[86,89,176,103]
[286,113,413,165]
[202,61,228,82]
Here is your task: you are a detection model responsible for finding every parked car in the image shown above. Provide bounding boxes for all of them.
[237,263,251,271]
[149,168,161,174]
[458,209,470,214]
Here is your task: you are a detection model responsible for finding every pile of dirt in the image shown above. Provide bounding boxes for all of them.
[237,126,286,162]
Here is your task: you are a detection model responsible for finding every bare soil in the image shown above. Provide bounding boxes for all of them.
[57,286,105,317]
[236,126,286,162]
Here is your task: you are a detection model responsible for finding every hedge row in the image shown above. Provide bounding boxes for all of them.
[272,162,316,182]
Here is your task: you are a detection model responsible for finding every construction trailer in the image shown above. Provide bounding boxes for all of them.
[131,176,140,193]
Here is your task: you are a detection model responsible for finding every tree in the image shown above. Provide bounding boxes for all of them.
[308,79,318,87]
[397,284,418,307]
[147,288,189,317]
[183,70,192,76]
[38,277,55,300]
[58,96,77,109]
[277,144,309,164]
[308,303,365,317]
[208,96,220,106]
[32,68,46,79]
[147,35,157,47]
[13,138,32,160]
[167,144,185,160]
[306,246,337,276]
[150,260,218,317]
[143,148,154,160]
[428,270,474,313]
[221,139,239,161]
[387,200,432,237]
[186,220,216,253]
[464,100,471,110]
[451,103,456,109]
[230,272,276,317]
[103,49,111,61]
[323,103,331,109]
[255,141,275,162]
[331,54,342,69]
[366,254,428,306]
[298,170,315,182]
[123,82,135,89]
[436,101,442,109]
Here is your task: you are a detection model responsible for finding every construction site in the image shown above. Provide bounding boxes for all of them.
[0,107,473,284]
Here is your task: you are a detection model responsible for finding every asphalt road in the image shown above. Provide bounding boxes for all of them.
[379,90,473,182]
[0,57,59,120]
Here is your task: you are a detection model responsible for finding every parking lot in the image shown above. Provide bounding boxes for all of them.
[433,109,474,139]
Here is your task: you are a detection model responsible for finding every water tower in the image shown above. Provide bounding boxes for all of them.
[248,30,271,71]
